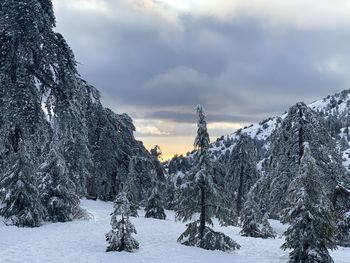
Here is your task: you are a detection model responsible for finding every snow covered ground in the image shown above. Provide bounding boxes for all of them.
[0,199,349,263]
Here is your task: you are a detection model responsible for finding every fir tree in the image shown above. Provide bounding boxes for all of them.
[38,126,81,222]
[150,145,166,182]
[265,102,346,215]
[124,157,140,217]
[240,177,275,238]
[226,134,259,214]
[106,192,139,252]
[176,105,240,251]
[145,186,166,220]
[0,141,44,227]
[281,143,337,263]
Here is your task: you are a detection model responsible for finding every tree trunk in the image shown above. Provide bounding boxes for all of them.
[298,107,304,165]
[199,184,206,240]
[333,184,350,208]
[120,214,126,251]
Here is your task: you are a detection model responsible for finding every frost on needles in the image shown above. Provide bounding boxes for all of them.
[175,105,240,252]
[0,0,163,227]
[106,192,139,252]
[281,143,338,263]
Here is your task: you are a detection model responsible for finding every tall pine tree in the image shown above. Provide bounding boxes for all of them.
[281,143,337,263]
[38,122,81,222]
[176,105,240,251]
[0,140,44,227]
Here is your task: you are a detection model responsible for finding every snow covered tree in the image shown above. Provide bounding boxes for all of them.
[333,184,350,247]
[176,105,240,251]
[0,0,92,197]
[150,145,166,182]
[124,157,140,217]
[0,0,163,217]
[281,143,337,263]
[337,211,350,247]
[38,126,81,222]
[240,177,275,238]
[225,134,259,214]
[106,192,139,252]
[145,186,166,220]
[0,141,44,227]
[265,102,346,215]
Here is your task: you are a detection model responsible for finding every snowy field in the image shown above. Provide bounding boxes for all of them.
[0,199,349,263]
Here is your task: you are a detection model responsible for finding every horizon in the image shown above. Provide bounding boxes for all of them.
[53,0,350,159]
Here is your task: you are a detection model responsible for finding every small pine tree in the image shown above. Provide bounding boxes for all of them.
[0,142,44,227]
[240,180,275,239]
[240,196,262,238]
[145,187,166,220]
[106,192,139,252]
[281,143,338,263]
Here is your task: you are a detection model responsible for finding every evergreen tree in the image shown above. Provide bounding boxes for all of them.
[265,102,346,215]
[145,186,166,220]
[240,177,275,238]
[0,141,44,227]
[106,192,139,252]
[38,125,81,222]
[150,145,166,182]
[0,0,92,197]
[226,134,259,214]
[176,105,240,251]
[281,143,337,263]
[124,157,140,217]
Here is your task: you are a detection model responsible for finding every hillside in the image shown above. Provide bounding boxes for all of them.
[167,89,350,174]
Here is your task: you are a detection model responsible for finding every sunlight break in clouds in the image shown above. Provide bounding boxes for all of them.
[158,0,350,29]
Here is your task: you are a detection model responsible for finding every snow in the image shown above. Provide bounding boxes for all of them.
[1,199,349,263]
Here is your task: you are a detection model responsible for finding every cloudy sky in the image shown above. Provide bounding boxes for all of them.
[53,0,350,159]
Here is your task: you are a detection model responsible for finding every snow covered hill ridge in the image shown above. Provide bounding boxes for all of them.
[167,88,350,170]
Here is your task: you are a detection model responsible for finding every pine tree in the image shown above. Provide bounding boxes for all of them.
[240,177,275,238]
[281,143,337,263]
[150,145,166,182]
[226,134,259,214]
[124,157,140,217]
[106,192,139,252]
[265,102,346,215]
[38,126,81,222]
[145,186,166,220]
[0,141,44,227]
[176,105,240,251]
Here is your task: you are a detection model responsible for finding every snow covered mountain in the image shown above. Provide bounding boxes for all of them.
[168,89,350,173]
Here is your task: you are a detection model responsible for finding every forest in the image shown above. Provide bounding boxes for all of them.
[0,1,350,263]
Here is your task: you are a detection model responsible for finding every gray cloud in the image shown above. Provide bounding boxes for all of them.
[53,0,350,132]
[145,111,261,124]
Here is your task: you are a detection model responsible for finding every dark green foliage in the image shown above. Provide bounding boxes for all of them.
[337,211,350,247]
[0,143,44,227]
[225,134,259,214]
[265,102,346,215]
[178,221,240,251]
[38,129,81,222]
[281,144,337,263]
[145,187,166,220]
[0,0,158,226]
[240,177,275,239]
[176,105,239,251]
